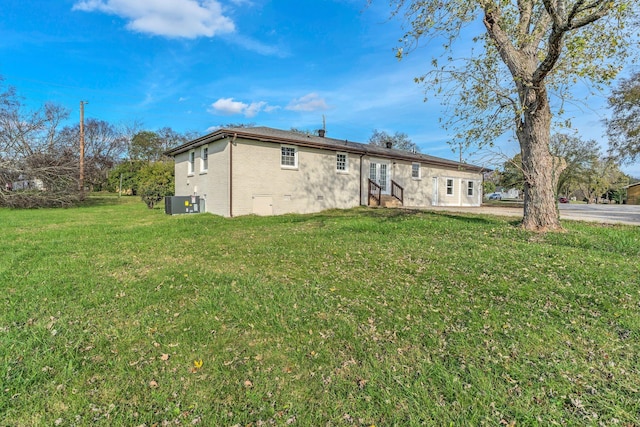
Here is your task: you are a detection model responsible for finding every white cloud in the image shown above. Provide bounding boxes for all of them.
[286,93,329,112]
[210,98,273,118]
[72,0,235,39]
[226,34,290,58]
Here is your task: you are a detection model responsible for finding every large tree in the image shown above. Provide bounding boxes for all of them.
[606,71,640,163]
[386,0,637,231]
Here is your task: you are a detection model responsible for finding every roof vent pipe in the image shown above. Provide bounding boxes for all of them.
[385,141,393,149]
[318,129,326,138]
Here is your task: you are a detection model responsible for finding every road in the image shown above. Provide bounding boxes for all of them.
[558,203,640,226]
[424,203,640,226]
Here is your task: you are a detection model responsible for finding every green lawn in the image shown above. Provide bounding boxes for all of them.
[1,196,639,426]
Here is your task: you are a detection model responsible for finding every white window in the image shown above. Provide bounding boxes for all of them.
[188,150,195,175]
[200,145,208,173]
[467,181,474,196]
[412,163,421,179]
[446,179,454,195]
[336,152,348,172]
[281,145,298,169]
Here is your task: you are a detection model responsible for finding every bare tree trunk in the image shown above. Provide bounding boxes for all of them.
[517,85,566,232]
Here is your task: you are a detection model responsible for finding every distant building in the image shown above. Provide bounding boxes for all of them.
[628,182,640,205]
[12,176,44,191]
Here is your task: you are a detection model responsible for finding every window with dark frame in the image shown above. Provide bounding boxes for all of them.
[446,179,454,195]
[412,163,420,179]
[188,150,195,175]
[467,181,474,196]
[201,146,208,172]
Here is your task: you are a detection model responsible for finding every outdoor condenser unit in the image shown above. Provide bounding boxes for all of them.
[165,196,204,215]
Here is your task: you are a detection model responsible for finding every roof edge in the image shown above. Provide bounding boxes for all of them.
[165,127,487,172]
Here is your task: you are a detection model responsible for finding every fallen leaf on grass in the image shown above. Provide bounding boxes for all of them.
[161,354,170,361]
[190,359,203,373]
[149,380,159,388]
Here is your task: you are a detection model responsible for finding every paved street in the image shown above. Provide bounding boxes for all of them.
[424,203,640,226]
[558,203,640,226]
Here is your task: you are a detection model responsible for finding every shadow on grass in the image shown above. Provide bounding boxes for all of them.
[273,206,513,228]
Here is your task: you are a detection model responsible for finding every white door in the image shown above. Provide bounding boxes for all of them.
[369,161,390,194]
[432,177,439,206]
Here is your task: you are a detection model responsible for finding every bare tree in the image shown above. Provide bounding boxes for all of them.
[58,119,129,191]
[0,79,78,207]
[369,129,419,152]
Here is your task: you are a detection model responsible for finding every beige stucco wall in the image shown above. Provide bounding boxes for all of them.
[231,140,362,216]
[174,139,229,216]
[366,158,483,207]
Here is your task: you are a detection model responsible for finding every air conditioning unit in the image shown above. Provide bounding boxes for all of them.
[165,196,204,215]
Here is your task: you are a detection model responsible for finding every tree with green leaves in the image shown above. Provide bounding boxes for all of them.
[137,161,174,209]
[369,129,419,152]
[386,0,637,231]
[499,153,525,193]
[576,157,627,204]
[606,71,640,163]
[129,131,164,162]
[550,134,600,197]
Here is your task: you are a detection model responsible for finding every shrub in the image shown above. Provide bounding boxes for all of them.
[136,161,174,209]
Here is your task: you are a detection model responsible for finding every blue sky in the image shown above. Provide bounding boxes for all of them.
[1,0,638,176]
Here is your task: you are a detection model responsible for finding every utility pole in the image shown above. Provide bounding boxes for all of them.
[79,101,88,192]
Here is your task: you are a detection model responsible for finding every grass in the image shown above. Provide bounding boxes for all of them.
[1,195,639,426]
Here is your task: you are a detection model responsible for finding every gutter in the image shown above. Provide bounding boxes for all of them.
[230,133,237,218]
[359,153,365,206]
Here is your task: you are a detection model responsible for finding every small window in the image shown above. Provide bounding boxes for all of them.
[336,152,348,172]
[188,150,195,175]
[281,145,298,168]
[201,145,208,173]
[467,181,474,196]
[411,163,421,179]
[446,179,454,195]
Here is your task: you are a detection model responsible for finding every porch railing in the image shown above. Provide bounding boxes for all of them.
[368,179,381,206]
[391,180,404,205]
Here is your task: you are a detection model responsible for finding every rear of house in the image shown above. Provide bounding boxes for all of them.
[166,127,485,217]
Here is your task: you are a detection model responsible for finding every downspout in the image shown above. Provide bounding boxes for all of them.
[230,133,237,217]
[359,153,365,206]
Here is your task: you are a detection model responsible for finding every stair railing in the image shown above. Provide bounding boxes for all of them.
[391,180,404,205]
[368,179,381,206]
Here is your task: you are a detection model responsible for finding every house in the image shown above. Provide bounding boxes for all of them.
[165,127,486,217]
[11,176,45,191]
[628,182,640,205]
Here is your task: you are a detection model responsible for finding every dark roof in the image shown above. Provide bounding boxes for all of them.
[166,126,486,172]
